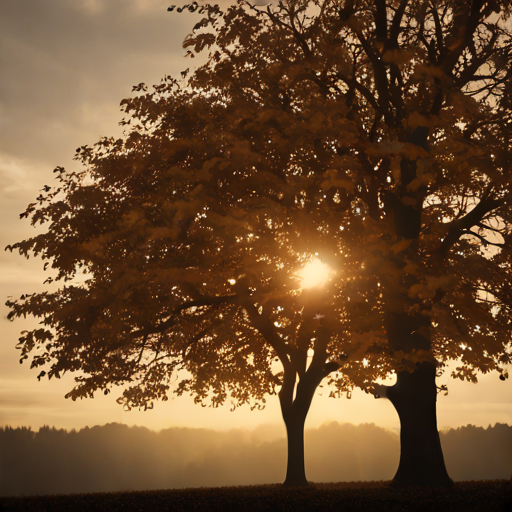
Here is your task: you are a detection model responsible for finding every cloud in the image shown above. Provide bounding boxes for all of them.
[81,0,107,15]
[0,0,205,330]
[0,0,197,168]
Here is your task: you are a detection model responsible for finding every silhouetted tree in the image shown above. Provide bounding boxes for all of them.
[6,0,512,488]
[5,52,389,488]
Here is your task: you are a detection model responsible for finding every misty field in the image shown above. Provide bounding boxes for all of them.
[1,481,511,511]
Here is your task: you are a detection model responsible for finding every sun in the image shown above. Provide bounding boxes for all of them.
[298,258,332,289]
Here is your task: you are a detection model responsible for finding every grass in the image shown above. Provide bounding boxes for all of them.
[1,480,511,511]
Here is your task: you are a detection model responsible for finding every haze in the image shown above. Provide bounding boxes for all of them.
[2,422,511,496]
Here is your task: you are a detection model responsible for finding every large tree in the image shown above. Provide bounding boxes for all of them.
[6,0,512,488]
[5,73,389,485]
[172,0,512,486]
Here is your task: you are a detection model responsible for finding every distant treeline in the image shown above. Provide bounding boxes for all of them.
[1,422,510,496]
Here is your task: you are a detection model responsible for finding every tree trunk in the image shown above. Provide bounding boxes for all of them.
[280,371,322,487]
[386,361,452,487]
[282,408,309,487]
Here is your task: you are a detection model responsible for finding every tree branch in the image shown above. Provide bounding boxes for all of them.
[464,229,505,248]
[238,296,292,370]
[265,5,313,60]
[374,0,387,43]
[354,29,392,124]
[477,221,505,234]
[455,30,500,88]
[388,0,409,48]
[441,0,488,75]
[135,333,149,364]
[334,73,380,112]
[437,189,504,258]
[131,294,237,338]
[309,325,331,372]
[431,4,445,63]
[323,360,341,375]
[278,365,297,416]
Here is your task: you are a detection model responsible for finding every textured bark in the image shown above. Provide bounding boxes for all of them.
[387,362,452,487]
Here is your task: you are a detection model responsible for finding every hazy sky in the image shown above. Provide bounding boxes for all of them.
[0,0,511,435]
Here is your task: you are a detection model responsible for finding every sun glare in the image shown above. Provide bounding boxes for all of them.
[298,258,332,289]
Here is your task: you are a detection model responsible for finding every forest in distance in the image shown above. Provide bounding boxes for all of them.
[1,421,511,497]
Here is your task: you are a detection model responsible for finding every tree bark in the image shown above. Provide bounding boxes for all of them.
[386,361,453,487]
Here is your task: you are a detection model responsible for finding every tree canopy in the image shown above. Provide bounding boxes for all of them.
[178,0,512,383]
[6,61,385,414]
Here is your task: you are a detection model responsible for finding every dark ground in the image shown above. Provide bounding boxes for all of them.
[1,480,511,512]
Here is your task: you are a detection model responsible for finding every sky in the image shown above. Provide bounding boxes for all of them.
[0,0,511,436]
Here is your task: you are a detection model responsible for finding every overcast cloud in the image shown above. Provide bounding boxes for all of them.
[0,0,196,170]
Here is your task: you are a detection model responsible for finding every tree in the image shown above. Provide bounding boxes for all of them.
[6,0,512,489]
[170,0,512,486]
[5,71,390,486]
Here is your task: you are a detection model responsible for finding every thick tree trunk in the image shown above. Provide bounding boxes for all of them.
[386,361,452,487]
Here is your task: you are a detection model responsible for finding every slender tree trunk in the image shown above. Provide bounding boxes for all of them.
[280,370,323,487]
[386,361,452,487]
[249,303,334,488]
[282,407,309,487]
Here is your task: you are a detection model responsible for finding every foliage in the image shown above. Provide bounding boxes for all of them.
[6,0,512,413]
[5,64,376,412]
[178,0,512,385]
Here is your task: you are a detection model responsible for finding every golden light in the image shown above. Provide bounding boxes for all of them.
[298,257,332,289]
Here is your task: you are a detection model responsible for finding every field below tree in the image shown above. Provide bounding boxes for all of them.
[1,481,511,512]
